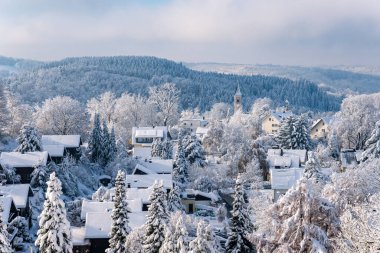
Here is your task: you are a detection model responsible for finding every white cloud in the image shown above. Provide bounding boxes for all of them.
[0,0,380,65]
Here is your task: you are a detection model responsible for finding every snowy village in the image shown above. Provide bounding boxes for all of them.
[1,1,380,253]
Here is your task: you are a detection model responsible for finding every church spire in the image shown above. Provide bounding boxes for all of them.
[234,84,242,113]
[235,83,242,96]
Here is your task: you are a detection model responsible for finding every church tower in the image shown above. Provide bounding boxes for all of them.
[234,84,242,113]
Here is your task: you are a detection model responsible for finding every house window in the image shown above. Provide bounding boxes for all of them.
[315,129,318,132]
[322,129,325,133]
[188,204,194,214]
[184,123,186,125]
[269,118,271,121]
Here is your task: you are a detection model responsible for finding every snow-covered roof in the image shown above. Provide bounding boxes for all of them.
[133,159,173,175]
[124,188,153,203]
[196,127,209,135]
[126,174,172,189]
[127,198,143,212]
[268,155,292,168]
[128,212,147,230]
[0,197,14,222]
[42,144,65,157]
[84,212,112,239]
[267,149,282,156]
[71,227,90,246]
[311,117,333,130]
[270,168,304,190]
[0,151,49,168]
[80,200,114,220]
[283,149,307,164]
[133,127,167,138]
[0,184,33,208]
[41,135,81,148]
[132,147,152,158]
[266,110,293,122]
[183,189,219,202]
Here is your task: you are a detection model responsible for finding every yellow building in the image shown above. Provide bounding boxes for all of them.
[262,111,293,135]
[310,118,331,139]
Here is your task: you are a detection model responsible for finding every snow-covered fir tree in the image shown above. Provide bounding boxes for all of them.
[88,113,103,163]
[303,152,329,186]
[257,178,340,253]
[276,116,297,149]
[35,172,72,253]
[292,114,311,150]
[109,127,117,162]
[159,226,176,253]
[168,184,185,212]
[173,137,189,190]
[106,170,131,253]
[0,202,13,253]
[161,140,173,159]
[30,165,49,190]
[226,175,255,253]
[143,181,169,253]
[151,138,163,157]
[182,131,206,167]
[15,123,41,153]
[328,130,340,159]
[189,220,221,253]
[174,214,189,253]
[100,120,111,166]
[361,120,380,161]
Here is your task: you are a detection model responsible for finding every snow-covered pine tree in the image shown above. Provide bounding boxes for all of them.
[174,214,189,253]
[106,170,131,253]
[159,225,176,253]
[109,127,117,162]
[225,175,255,253]
[276,116,296,149]
[143,181,169,253]
[257,178,340,253]
[168,184,184,212]
[151,138,163,158]
[100,120,111,166]
[30,165,49,190]
[161,140,173,159]
[173,137,189,190]
[361,120,380,161]
[292,114,311,150]
[88,113,103,163]
[182,132,206,167]
[328,130,340,159]
[189,220,221,253]
[303,152,328,186]
[0,202,13,253]
[35,172,72,253]
[15,124,41,153]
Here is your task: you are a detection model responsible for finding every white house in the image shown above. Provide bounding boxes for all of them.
[262,110,293,135]
[41,135,82,162]
[0,152,49,183]
[267,148,307,201]
[180,118,208,133]
[132,159,173,175]
[310,118,332,139]
[181,189,219,214]
[125,174,173,190]
[196,127,209,140]
[131,126,168,147]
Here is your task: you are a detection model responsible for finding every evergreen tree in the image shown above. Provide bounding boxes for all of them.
[361,120,380,161]
[88,113,102,163]
[226,175,254,253]
[159,226,176,253]
[35,172,72,253]
[15,124,41,153]
[257,178,340,253]
[189,220,221,253]
[292,114,311,150]
[151,139,163,158]
[109,127,117,162]
[0,202,13,253]
[100,120,111,166]
[143,181,169,253]
[168,184,185,212]
[328,130,340,159]
[106,170,131,253]
[303,152,328,185]
[276,116,296,149]
[182,132,206,167]
[173,215,189,253]
[161,140,173,159]
[173,137,189,190]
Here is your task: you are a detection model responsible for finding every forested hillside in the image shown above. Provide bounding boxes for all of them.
[2,56,341,111]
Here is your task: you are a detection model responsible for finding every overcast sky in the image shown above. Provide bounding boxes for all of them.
[1,0,380,66]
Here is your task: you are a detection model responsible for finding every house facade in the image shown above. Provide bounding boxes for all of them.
[310,118,331,139]
[180,118,208,133]
[131,126,168,147]
[262,111,293,135]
